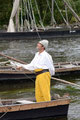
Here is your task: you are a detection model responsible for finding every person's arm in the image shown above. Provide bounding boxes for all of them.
[18,54,37,71]
[21,62,34,71]
[50,56,55,76]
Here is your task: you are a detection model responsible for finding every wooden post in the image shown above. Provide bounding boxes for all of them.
[51,0,56,26]
[52,77,80,87]
[15,7,20,32]
[65,5,69,24]
[21,0,23,32]
[63,0,80,22]
[0,53,26,64]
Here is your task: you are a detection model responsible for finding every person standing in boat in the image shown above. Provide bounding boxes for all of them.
[18,40,55,102]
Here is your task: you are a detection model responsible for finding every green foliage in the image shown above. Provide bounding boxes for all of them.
[0,0,12,26]
[0,0,80,28]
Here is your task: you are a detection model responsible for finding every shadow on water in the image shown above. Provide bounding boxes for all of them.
[0,38,80,120]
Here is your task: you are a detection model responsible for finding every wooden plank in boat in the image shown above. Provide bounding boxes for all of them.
[61,64,79,68]
[55,66,80,72]
[0,64,80,73]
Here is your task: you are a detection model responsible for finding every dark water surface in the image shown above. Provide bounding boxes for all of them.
[0,38,80,120]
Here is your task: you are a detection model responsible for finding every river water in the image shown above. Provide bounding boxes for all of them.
[0,37,80,120]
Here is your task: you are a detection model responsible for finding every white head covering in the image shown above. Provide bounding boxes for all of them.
[39,40,49,49]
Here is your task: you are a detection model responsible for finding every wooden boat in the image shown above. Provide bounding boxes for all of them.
[0,61,80,81]
[0,98,70,120]
[0,28,80,40]
[1,0,80,40]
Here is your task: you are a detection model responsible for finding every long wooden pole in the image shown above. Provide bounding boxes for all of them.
[0,53,26,64]
[51,0,55,25]
[63,0,80,22]
[52,77,80,87]
[0,52,80,87]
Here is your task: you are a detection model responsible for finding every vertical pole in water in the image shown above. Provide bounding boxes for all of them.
[13,0,18,31]
[15,0,20,32]
[15,10,19,31]
[51,0,55,26]
[65,5,69,25]
[17,7,20,32]
[63,0,80,22]
[51,0,54,25]
[21,0,23,32]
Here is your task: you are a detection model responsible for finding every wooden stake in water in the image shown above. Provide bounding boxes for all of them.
[52,77,80,87]
[0,52,26,64]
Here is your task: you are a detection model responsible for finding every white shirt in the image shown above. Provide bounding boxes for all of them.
[21,51,55,76]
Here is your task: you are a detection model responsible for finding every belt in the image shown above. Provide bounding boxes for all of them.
[35,69,49,76]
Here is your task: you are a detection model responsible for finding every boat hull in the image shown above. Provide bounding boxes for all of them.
[0,61,80,81]
[0,104,69,120]
[0,28,80,40]
[0,69,80,81]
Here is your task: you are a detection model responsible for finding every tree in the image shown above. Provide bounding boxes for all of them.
[0,0,13,27]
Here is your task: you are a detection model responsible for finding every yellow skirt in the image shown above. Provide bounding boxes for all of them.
[35,69,51,102]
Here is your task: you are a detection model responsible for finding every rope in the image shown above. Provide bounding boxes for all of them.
[46,0,52,13]
[34,0,45,30]
[16,0,41,39]
[55,1,70,27]
[27,0,34,30]
[0,112,7,119]
[24,0,31,31]
[46,0,56,24]
[16,69,35,83]
[62,0,80,22]
[29,0,41,40]
[69,0,77,13]
[10,61,35,83]
[66,0,72,8]
[65,5,69,24]
[26,3,30,28]
[0,99,8,119]
[29,0,38,31]
[0,63,35,120]
[20,0,24,32]
[43,7,48,23]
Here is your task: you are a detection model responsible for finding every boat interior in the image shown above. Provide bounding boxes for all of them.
[0,93,70,107]
[0,60,80,71]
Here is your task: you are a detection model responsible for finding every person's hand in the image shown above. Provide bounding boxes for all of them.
[17,66,23,71]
